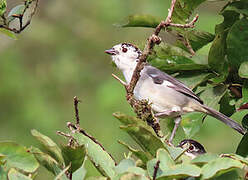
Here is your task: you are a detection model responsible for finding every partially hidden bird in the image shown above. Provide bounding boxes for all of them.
[105,43,246,142]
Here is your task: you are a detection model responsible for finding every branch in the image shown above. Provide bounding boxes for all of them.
[120,0,198,137]
[0,0,39,34]
[153,160,160,180]
[74,96,81,127]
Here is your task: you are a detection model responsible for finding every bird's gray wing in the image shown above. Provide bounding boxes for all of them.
[145,65,203,104]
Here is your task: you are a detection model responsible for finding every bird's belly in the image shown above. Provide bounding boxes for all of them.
[134,78,189,113]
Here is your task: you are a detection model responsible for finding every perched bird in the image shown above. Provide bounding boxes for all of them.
[177,139,206,159]
[105,43,246,142]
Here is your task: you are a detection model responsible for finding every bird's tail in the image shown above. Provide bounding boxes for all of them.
[201,105,246,135]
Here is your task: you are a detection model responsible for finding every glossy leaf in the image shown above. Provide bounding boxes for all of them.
[230,109,248,124]
[117,14,161,28]
[61,145,86,173]
[31,129,64,165]
[239,62,248,79]
[29,147,61,175]
[7,5,25,22]
[201,157,244,179]
[221,153,248,165]
[8,168,32,180]
[72,132,116,178]
[148,43,209,72]
[0,29,17,39]
[0,0,6,16]
[0,142,39,173]
[227,18,248,70]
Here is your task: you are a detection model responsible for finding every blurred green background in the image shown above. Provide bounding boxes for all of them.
[0,0,243,179]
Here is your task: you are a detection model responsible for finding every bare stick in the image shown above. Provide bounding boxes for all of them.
[74,96,80,127]
[112,73,127,86]
[153,160,160,180]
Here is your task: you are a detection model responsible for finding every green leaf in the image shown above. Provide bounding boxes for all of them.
[54,165,70,180]
[239,62,248,79]
[199,84,227,110]
[117,14,161,28]
[156,149,174,171]
[230,109,248,124]
[114,112,165,157]
[115,158,136,174]
[221,153,248,166]
[148,43,209,72]
[0,142,39,173]
[176,30,215,52]
[120,125,164,157]
[175,72,212,89]
[201,157,244,179]
[147,159,162,179]
[72,132,116,178]
[31,129,64,165]
[158,163,201,179]
[0,29,17,39]
[181,113,205,138]
[242,114,248,130]
[242,80,248,103]
[208,10,239,74]
[223,1,248,16]
[8,168,32,180]
[163,143,187,161]
[29,147,61,175]
[118,140,152,165]
[0,0,6,16]
[191,153,219,165]
[236,133,248,157]
[115,173,149,180]
[61,145,86,173]
[7,4,25,23]
[227,18,248,70]
[72,160,87,180]
[172,0,206,24]
[86,177,107,180]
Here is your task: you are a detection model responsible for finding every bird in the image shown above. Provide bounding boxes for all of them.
[177,139,206,159]
[105,42,246,142]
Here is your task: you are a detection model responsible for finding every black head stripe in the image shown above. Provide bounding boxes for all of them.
[121,43,142,57]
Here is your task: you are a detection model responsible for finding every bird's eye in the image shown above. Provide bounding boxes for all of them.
[189,145,194,151]
[122,47,128,53]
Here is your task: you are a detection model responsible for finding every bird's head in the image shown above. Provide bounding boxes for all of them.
[105,43,142,71]
[177,139,206,159]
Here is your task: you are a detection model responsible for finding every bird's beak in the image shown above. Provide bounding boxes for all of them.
[105,48,118,55]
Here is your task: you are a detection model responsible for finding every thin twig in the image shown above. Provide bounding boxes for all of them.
[183,37,195,56]
[153,160,160,180]
[74,96,80,127]
[67,122,117,165]
[0,0,39,34]
[112,73,127,86]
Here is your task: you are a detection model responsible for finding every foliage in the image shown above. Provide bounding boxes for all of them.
[1,0,248,179]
